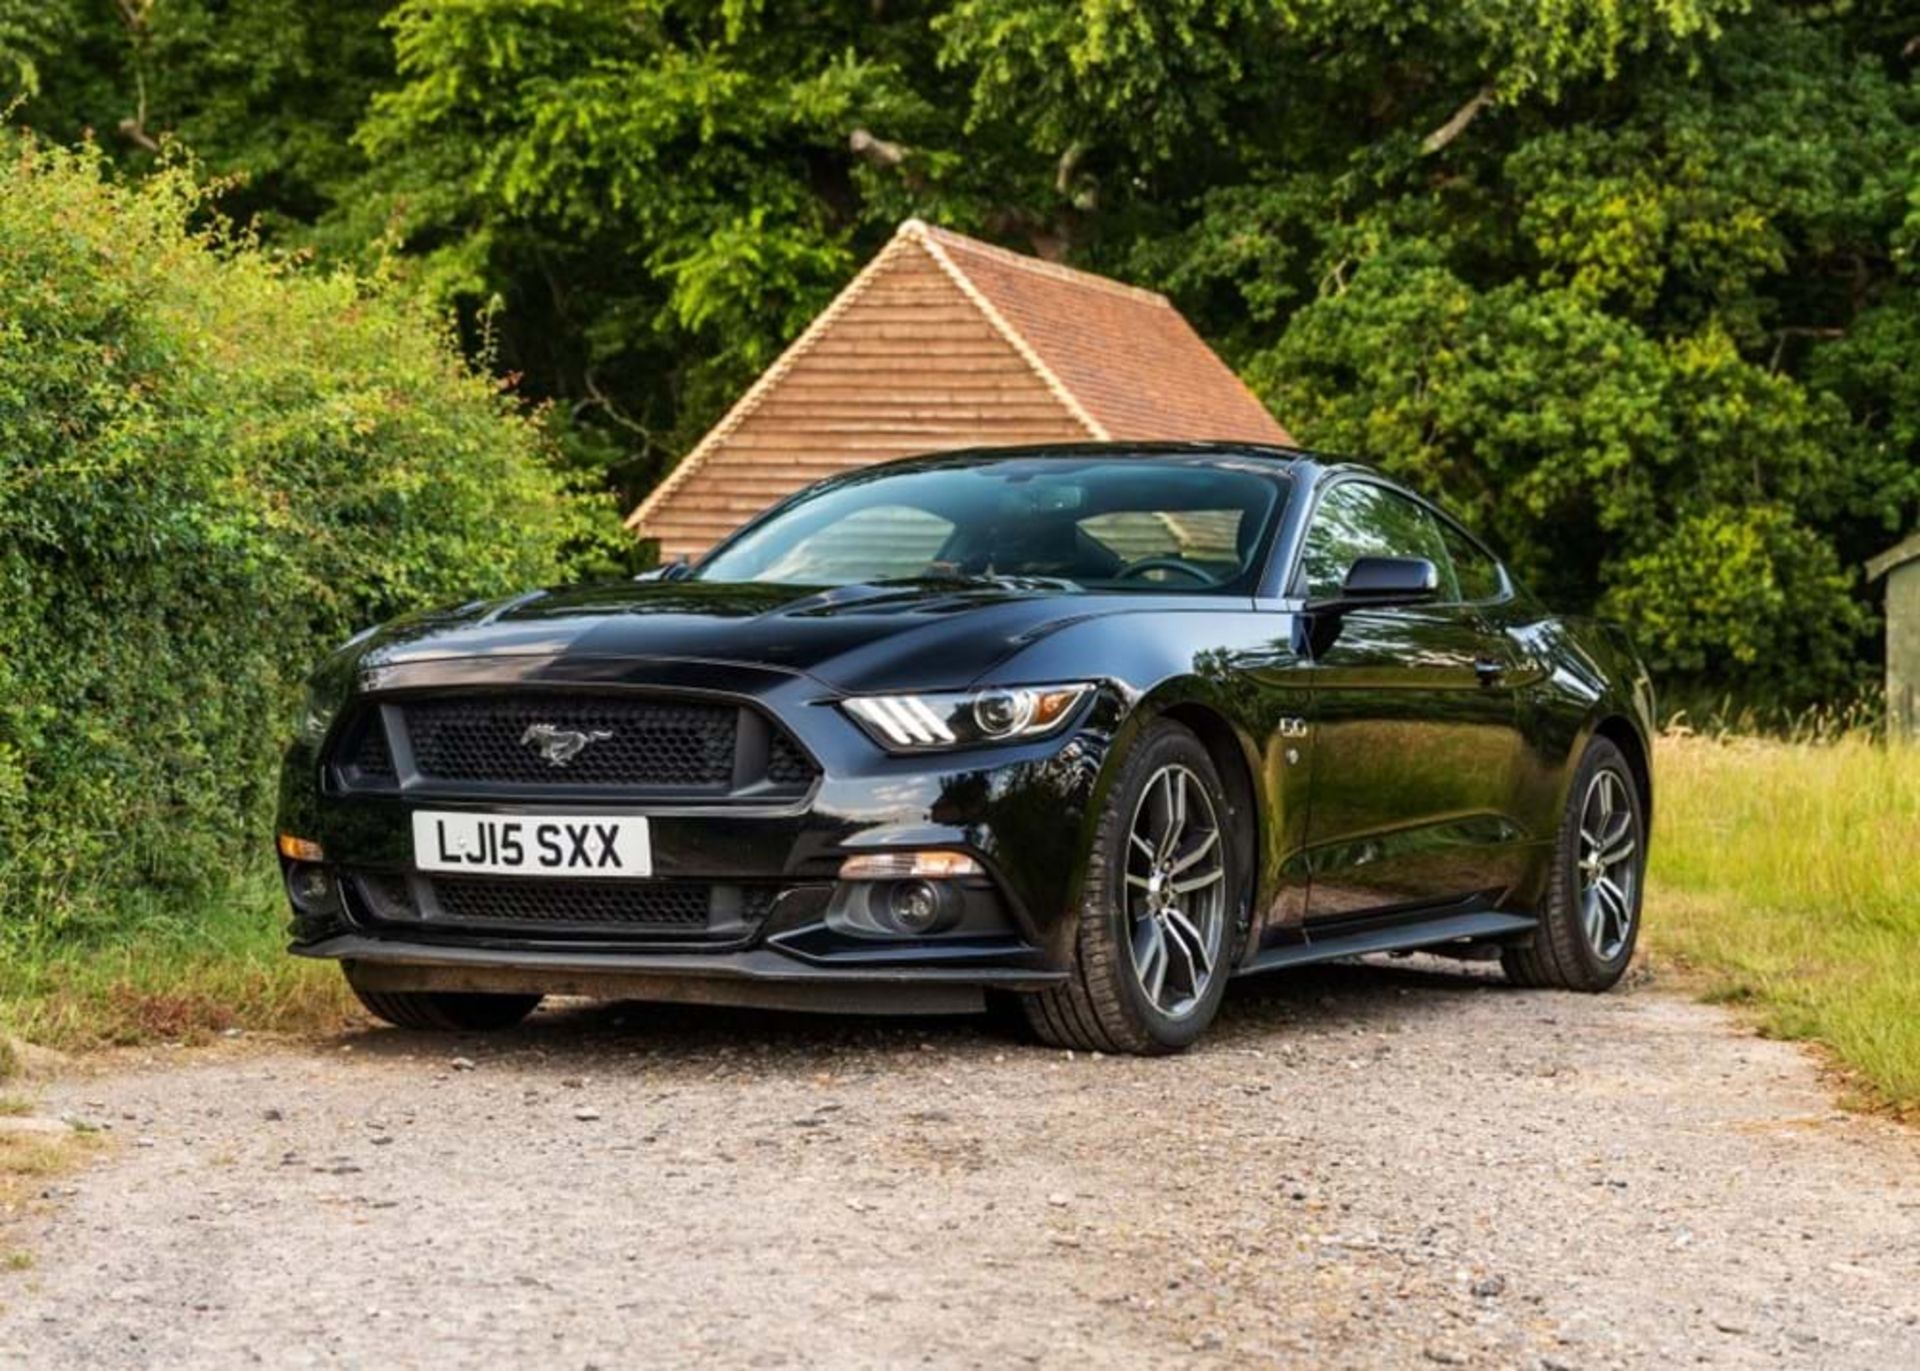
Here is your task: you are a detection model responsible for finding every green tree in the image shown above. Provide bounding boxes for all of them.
[0,0,74,98]
[937,2,1914,700]
[355,0,989,496]
[12,0,393,237]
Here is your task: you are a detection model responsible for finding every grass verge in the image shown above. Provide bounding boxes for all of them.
[1647,731,1920,1116]
[0,872,351,1051]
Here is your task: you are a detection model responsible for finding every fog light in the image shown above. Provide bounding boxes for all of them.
[285,862,339,916]
[889,879,944,934]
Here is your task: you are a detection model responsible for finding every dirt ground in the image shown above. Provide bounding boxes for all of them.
[1,958,1915,1369]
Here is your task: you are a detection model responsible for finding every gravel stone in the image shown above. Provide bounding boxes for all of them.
[0,959,1916,1368]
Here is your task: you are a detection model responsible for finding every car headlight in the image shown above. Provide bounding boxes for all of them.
[297,626,379,747]
[299,679,343,746]
[841,684,1094,752]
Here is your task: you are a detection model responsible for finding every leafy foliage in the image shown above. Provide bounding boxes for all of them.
[0,141,601,942]
[8,1,1920,708]
[342,2,924,491]
[11,0,393,235]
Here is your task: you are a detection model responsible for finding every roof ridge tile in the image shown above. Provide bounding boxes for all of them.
[901,219,1172,309]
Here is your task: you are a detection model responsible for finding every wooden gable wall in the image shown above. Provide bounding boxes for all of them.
[639,244,1091,562]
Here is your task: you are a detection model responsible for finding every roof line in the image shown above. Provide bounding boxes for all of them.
[916,221,1173,309]
[910,221,1110,442]
[624,229,922,533]
[1866,530,1920,581]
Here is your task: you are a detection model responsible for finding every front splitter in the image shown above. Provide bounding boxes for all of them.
[296,934,1064,1016]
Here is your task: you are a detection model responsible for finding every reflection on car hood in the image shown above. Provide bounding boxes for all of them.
[352,579,1188,692]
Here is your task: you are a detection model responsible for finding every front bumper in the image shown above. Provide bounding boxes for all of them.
[279,655,1118,1000]
[303,935,1065,1016]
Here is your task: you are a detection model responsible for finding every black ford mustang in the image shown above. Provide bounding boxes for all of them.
[278,443,1653,1053]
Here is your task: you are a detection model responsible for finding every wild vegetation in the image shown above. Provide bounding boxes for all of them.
[0,874,348,1050]
[0,142,609,948]
[1647,728,1920,1115]
[3,0,1913,705]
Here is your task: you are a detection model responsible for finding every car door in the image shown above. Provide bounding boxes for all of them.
[1294,479,1528,920]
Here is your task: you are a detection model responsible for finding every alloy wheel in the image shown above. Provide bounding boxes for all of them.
[1576,768,1639,961]
[1123,764,1227,1018]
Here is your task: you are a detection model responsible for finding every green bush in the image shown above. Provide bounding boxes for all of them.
[0,139,605,946]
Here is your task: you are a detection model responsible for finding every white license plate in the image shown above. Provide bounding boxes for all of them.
[411,811,652,878]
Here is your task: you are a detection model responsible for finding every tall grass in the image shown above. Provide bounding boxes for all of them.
[0,872,350,1050]
[1648,730,1920,1113]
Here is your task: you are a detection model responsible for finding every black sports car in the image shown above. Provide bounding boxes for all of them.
[278,443,1654,1053]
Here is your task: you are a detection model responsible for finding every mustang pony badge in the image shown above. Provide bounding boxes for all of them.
[519,723,614,768]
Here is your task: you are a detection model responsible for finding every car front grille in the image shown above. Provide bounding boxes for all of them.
[328,692,816,799]
[345,720,395,780]
[352,872,781,942]
[434,876,724,928]
[406,696,738,786]
[766,731,813,787]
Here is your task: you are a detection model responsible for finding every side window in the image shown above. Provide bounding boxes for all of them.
[1297,481,1449,599]
[1436,519,1506,603]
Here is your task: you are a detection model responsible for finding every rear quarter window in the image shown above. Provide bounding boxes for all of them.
[1437,520,1506,602]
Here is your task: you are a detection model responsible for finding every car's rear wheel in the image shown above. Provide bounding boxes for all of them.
[344,967,543,1031]
[1503,736,1644,991]
[1022,721,1236,1054]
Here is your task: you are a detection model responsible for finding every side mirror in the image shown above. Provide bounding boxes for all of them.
[1343,555,1439,600]
[1308,556,1440,613]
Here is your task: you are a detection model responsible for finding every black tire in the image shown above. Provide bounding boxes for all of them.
[345,967,542,1031]
[1021,721,1239,1054]
[1503,737,1644,992]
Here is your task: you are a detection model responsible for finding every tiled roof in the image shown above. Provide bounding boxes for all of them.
[917,224,1293,446]
[627,220,1294,553]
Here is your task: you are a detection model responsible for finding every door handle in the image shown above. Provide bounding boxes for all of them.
[1474,657,1506,685]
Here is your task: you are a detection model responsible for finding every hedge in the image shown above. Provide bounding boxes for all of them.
[0,140,605,945]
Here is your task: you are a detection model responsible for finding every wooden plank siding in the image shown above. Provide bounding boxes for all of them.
[638,245,1089,561]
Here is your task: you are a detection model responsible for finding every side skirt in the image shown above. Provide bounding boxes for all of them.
[1234,909,1538,978]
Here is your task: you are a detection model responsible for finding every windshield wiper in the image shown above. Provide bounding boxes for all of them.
[871,572,1083,592]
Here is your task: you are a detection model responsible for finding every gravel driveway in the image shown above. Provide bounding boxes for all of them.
[2,959,1916,1369]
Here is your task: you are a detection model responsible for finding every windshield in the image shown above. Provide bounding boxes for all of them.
[693,457,1289,594]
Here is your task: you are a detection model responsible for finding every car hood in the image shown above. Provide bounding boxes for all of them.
[349,579,1160,693]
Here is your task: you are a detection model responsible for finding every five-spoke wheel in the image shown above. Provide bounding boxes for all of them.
[1576,768,1638,961]
[1502,736,1644,992]
[1124,764,1226,1019]
[1021,721,1238,1053]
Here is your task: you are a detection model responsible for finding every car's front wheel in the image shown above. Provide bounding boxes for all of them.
[344,966,543,1032]
[1503,736,1645,991]
[1022,721,1237,1054]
